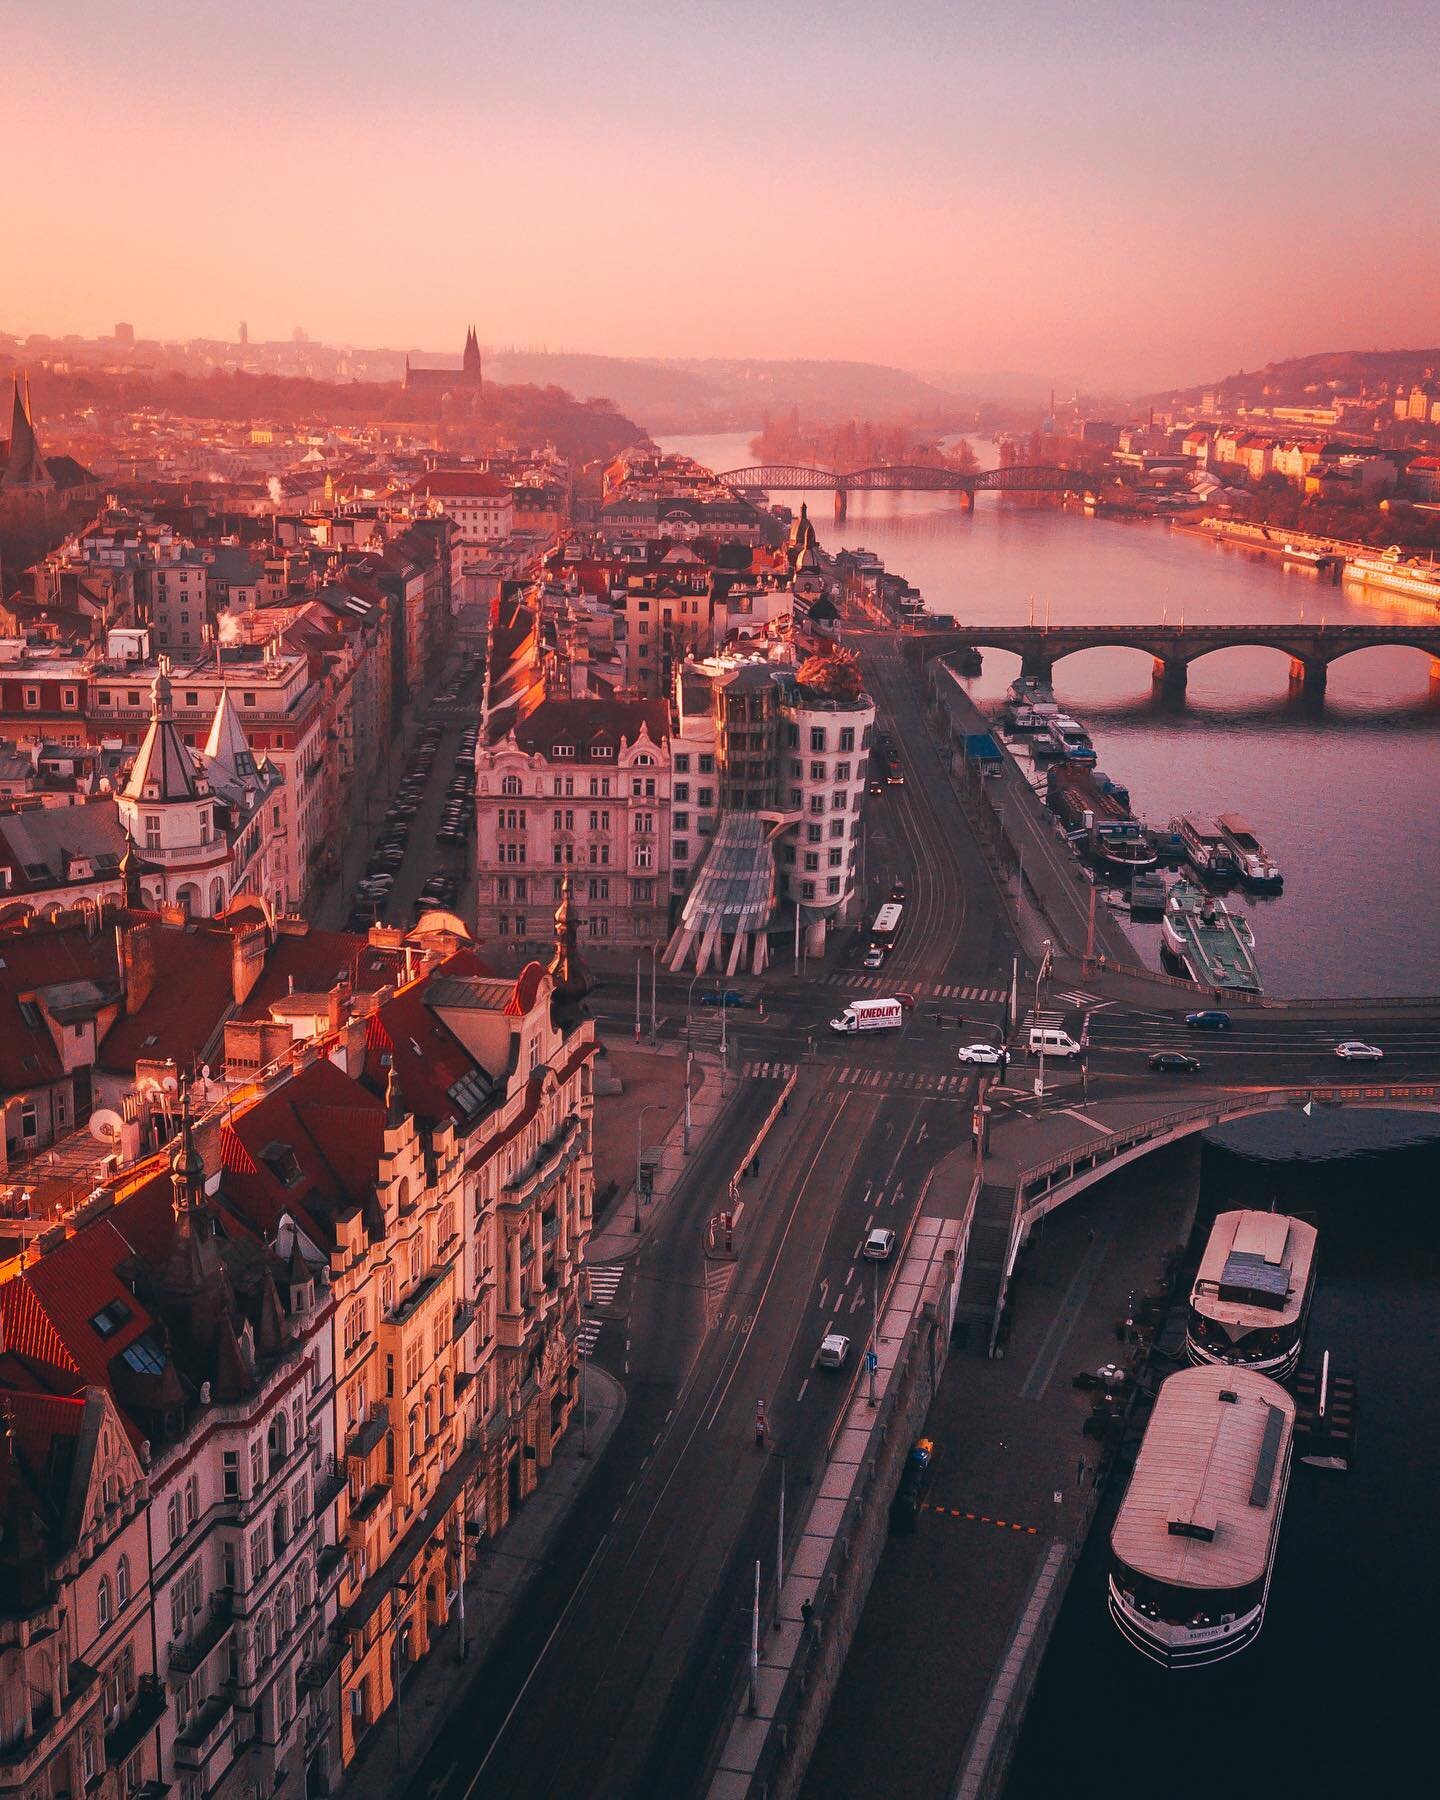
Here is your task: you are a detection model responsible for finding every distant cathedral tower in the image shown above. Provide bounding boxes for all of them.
[463,324,482,386]
[404,327,483,412]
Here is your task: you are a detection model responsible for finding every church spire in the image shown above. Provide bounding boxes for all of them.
[1,373,52,493]
[463,325,482,383]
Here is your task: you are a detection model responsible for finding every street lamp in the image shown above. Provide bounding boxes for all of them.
[634,1101,661,1233]
[1034,938,1053,1104]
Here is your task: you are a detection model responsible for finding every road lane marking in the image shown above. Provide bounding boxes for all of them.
[796,1378,809,1403]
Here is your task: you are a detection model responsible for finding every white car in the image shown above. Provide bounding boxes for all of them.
[863,945,886,970]
[956,1043,1004,1066]
[817,1333,851,1370]
[1335,1040,1383,1060]
[863,1228,895,1262]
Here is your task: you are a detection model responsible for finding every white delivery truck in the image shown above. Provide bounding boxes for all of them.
[830,997,905,1035]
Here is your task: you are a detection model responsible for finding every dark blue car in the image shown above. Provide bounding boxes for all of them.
[1185,1010,1232,1031]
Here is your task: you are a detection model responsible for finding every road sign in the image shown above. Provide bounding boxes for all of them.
[865,1349,879,1372]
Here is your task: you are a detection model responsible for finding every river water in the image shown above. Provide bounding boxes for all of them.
[665,429,1440,1795]
[664,430,1440,1000]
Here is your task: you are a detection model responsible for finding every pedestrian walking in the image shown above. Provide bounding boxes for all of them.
[801,1598,814,1630]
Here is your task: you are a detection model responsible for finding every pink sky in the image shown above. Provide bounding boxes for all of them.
[5,0,1438,391]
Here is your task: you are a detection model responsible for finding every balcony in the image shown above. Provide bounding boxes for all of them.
[314,1457,347,1512]
[0,1657,99,1773]
[501,1117,582,1210]
[299,1635,346,1694]
[169,1591,236,1674]
[345,1484,388,1539]
[105,1674,168,1767]
[172,1689,236,1769]
[344,1401,389,1463]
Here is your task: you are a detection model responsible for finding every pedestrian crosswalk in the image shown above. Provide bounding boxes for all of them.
[820,972,1007,1004]
[1052,989,1110,1010]
[740,1061,976,1095]
[578,1262,625,1355]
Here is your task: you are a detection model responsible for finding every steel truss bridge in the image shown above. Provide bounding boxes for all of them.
[718,463,1075,514]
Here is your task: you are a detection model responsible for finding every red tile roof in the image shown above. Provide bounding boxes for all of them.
[4,1218,158,1390]
[235,930,403,1022]
[409,470,513,500]
[507,695,670,757]
[98,923,237,1076]
[217,1057,386,1248]
[505,961,546,1018]
[363,985,481,1126]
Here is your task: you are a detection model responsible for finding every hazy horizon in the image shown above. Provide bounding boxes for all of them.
[6,0,1438,394]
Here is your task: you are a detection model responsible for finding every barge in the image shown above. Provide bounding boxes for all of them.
[1046,764,1158,875]
[1109,1364,1295,1668]
[1342,546,1440,604]
[1186,1211,1316,1381]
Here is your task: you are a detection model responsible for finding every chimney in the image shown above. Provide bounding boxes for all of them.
[119,922,158,1016]
[326,969,351,1035]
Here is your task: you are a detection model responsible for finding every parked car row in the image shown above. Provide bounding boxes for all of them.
[438,727,477,847]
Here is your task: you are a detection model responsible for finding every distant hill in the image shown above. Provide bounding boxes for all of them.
[1146,347,1440,409]
[3,362,647,464]
[483,351,963,432]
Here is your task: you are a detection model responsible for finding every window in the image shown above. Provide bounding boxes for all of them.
[830,819,846,838]
[835,762,851,782]
[697,786,714,807]
[804,852,819,871]
[185,691,199,707]
[502,774,521,796]
[674,753,690,773]
[698,754,714,775]
[810,728,826,752]
[242,692,256,707]
[673,840,689,862]
[344,1300,368,1353]
[673,811,689,832]
[117,1556,130,1605]
[185,1474,199,1526]
[810,762,826,781]
[250,1439,264,1491]
[802,880,815,899]
[809,796,825,815]
[167,1493,183,1546]
[223,1451,239,1499]
[674,782,689,803]
[250,1527,268,1583]
[829,847,843,867]
[839,727,855,752]
[634,844,653,869]
[98,1575,112,1626]
[827,876,842,895]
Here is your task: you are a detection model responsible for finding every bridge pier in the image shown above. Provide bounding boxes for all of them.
[1019,653,1054,684]
[834,487,848,521]
[1288,655,1327,696]
[956,488,974,512]
[1152,656,1188,695]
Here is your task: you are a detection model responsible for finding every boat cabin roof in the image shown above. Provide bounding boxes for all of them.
[1216,812,1257,839]
[1111,1365,1295,1591]
[1192,1210,1316,1327]
[1181,813,1224,841]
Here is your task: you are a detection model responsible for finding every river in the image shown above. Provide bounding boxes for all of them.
[663,430,1440,999]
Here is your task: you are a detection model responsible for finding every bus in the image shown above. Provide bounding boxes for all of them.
[870,903,904,946]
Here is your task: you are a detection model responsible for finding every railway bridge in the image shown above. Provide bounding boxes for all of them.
[717,462,1075,519]
[906,619,1440,693]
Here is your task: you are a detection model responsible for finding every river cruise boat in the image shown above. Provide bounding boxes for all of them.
[1003,676,1060,732]
[1342,546,1440,604]
[1109,1365,1295,1668]
[1161,880,1263,992]
[1039,715,1097,764]
[1215,813,1283,892]
[1128,869,1168,917]
[1186,1211,1317,1380]
[1172,814,1238,883]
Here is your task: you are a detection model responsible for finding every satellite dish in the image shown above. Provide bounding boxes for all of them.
[89,1109,125,1144]
[161,1073,179,1093]
[200,1064,212,1082]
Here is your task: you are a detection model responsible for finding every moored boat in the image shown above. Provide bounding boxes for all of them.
[1161,879,1263,992]
[1041,714,1097,763]
[1109,1364,1295,1668]
[1342,545,1440,604]
[1186,1210,1316,1380]
[1173,813,1238,883]
[1216,812,1283,892]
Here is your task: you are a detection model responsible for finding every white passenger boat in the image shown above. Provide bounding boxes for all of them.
[1186,1210,1316,1380]
[1109,1365,1295,1668]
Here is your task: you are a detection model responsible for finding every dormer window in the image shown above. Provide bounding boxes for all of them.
[552,744,575,759]
[261,1142,303,1186]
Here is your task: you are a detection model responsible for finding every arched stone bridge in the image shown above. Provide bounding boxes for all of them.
[907,620,1440,693]
[718,463,1075,518]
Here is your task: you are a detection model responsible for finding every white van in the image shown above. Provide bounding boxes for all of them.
[830,998,905,1035]
[1027,1025,1084,1058]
